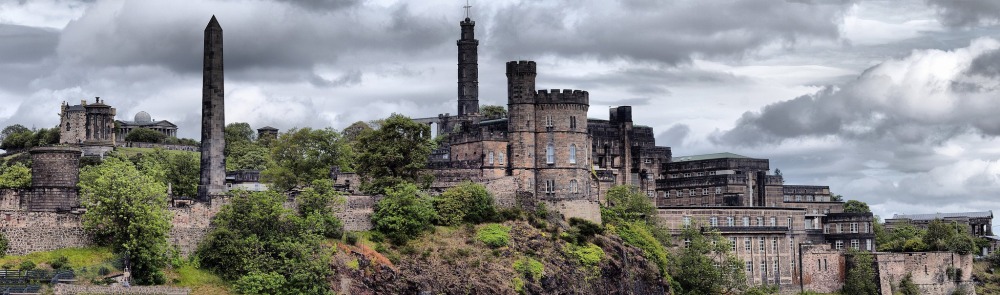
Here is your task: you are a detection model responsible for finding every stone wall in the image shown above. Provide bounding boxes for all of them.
[0,189,21,211]
[336,195,376,232]
[874,252,974,295]
[53,284,190,295]
[0,211,91,255]
[167,199,228,256]
[799,244,846,293]
[545,199,601,224]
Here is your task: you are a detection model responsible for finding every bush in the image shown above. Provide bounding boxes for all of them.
[234,271,287,295]
[513,257,544,282]
[512,277,525,294]
[899,272,919,295]
[434,182,497,226]
[372,183,436,245]
[49,256,70,270]
[0,233,7,257]
[477,224,511,248]
[125,128,167,143]
[344,232,359,245]
[565,243,604,267]
[98,266,111,276]
[615,221,668,274]
[569,217,604,240]
[19,260,35,271]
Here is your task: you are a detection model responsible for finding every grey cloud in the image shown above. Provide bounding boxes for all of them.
[927,0,1000,28]
[488,0,854,65]
[966,49,1000,77]
[0,24,58,64]
[273,0,359,11]
[657,124,691,147]
[711,38,1000,147]
[309,70,362,88]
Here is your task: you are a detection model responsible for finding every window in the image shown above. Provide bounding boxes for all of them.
[746,261,753,273]
[710,217,718,227]
[851,239,859,250]
[569,180,578,194]
[774,260,779,275]
[730,238,737,252]
[862,223,869,233]
[715,187,722,194]
[675,190,682,197]
[770,217,776,226]
[697,172,705,176]
[772,237,778,251]
[488,151,495,164]
[682,216,691,227]
[836,224,842,233]
[545,115,553,127]
[546,143,554,164]
[851,223,858,233]
[727,217,734,226]
[824,259,828,271]
[756,217,763,226]
[689,189,695,196]
[570,116,576,129]
[569,144,577,164]
[824,224,830,234]
[835,240,843,250]
[788,217,792,227]
[795,195,802,201]
[742,217,750,226]
[684,173,691,177]
[760,261,767,274]
[702,188,709,195]
[759,237,765,252]
[745,239,751,252]
[498,152,505,163]
[866,239,872,251]
[543,180,556,193]
[644,158,652,164]
[684,238,691,248]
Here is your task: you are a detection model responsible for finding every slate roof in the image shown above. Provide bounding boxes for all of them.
[890,211,993,220]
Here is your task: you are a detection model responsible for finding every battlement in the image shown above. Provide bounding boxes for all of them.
[535,89,589,105]
[506,60,537,76]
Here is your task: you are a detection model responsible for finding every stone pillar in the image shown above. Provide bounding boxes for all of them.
[198,16,226,201]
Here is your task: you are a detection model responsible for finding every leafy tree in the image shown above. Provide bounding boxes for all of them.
[341,121,372,144]
[261,127,351,191]
[601,185,655,225]
[79,157,171,285]
[843,249,878,295]
[433,182,496,225]
[163,137,199,146]
[481,105,507,119]
[0,162,31,189]
[355,114,433,195]
[124,128,166,143]
[134,148,200,197]
[879,224,927,252]
[224,122,255,149]
[371,183,435,245]
[898,272,919,295]
[0,124,29,143]
[226,140,271,171]
[922,219,977,255]
[831,194,844,202]
[669,226,746,295]
[843,200,871,213]
[198,189,336,295]
[296,179,345,239]
[1,129,36,151]
[32,128,59,146]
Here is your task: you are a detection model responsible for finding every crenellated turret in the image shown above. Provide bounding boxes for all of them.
[506,61,537,105]
[535,89,589,105]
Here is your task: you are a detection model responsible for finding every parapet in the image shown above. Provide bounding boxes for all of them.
[535,89,589,105]
[506,60,537,76]
[30,146,81,188]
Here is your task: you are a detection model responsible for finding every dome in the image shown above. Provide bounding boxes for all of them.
[134,111,152,123]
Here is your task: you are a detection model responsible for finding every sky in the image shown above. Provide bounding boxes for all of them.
[2,0,1000,224]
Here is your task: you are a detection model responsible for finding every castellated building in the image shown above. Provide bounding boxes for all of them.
[59,97,116,146]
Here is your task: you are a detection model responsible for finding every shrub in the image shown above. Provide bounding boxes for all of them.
[344,232,359,245]
[512,277,525,294]
[899,272,919,295]
[477,224,511,248]
[97,266,111,276]
[569,218,604,238]
[49,256,70,270]
[372,183,436,245]
[565,243,604,267]
[0,233,8,257]
[434,182,496,225]
[513,257,544,282]
[234,271,287,295]
[19,260,35,271]
[615,221,668,274]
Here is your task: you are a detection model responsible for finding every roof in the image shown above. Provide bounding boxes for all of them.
[671,152,753,162]
[890,211,993,220]
[257,126,278,131]
[66,105,85,112]
[116,119,177,128]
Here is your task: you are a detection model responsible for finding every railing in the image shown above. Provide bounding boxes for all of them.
[702,226,789,233]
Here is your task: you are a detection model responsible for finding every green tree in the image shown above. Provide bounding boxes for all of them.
[898,272,919,295]
[0,162,31,189]
[197,189,335,295]
[0,124,29,143]
[879,224,927,252]
[355,114,433,195]
[1,129,36,151]
[371,183,435,245]
[261,127,351,191]
[134,149,200,197]
[224,122,255,148]
[296,179,345,239]
[481,105,507,119]
[433,182,496,226]
[669,226,746,295]
[922,219,977,255]
[843,249,878,295]
[843,200,871,213]
[601,185,655,225]
[341,121,372,144]
[226,140,271,171]
[125,128,166,143]
[79,157,171,285]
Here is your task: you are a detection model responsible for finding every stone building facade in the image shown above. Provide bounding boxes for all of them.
[884,211,993,237]
[116,111,178,139]
[588,106,671,202]
[59,97,116,146]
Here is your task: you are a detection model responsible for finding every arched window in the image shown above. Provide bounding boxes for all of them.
[569,144,577,164]
[569,180,578,193]
[488,151,495,164]
[546,143,554,164]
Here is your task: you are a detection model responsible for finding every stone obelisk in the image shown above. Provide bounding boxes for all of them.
[198,15,226,201]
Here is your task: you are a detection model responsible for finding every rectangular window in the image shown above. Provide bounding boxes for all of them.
[644,158,652,164]
[824,224,830,234]
[837,224,842,233]
[769,217,776,226]
[851,223,858,233]
[543,180,556,193]
[866,239,872,251]
[545,115,553,127]
[727,217,734,226]
[756,217,763,226]
[761,261,766,274]
[835,240,843,250]
[759,237,765,252]
[774,260,779,275]
[683,216,691,227]
[569,116,576,129]
[715,187,722,194]
[710,217,718,227]
[684,238,691,248]
[772,237,778,251]
[851,239,860,250]
[702,188,708,195]
[730,238,737,252]
[745,239,751,252]
[746,261,753,273]
[689,189,695,196]
[788,217,792,227]
[743,217,750,226]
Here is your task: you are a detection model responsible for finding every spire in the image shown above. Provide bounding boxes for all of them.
[206,15,221,30]
[463,0,472,19]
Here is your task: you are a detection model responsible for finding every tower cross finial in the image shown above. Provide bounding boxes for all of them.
[464,0,471,18]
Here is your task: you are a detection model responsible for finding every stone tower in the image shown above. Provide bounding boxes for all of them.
[506,61,537,197]
[457,16,479,117]
[198,15,226,201]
